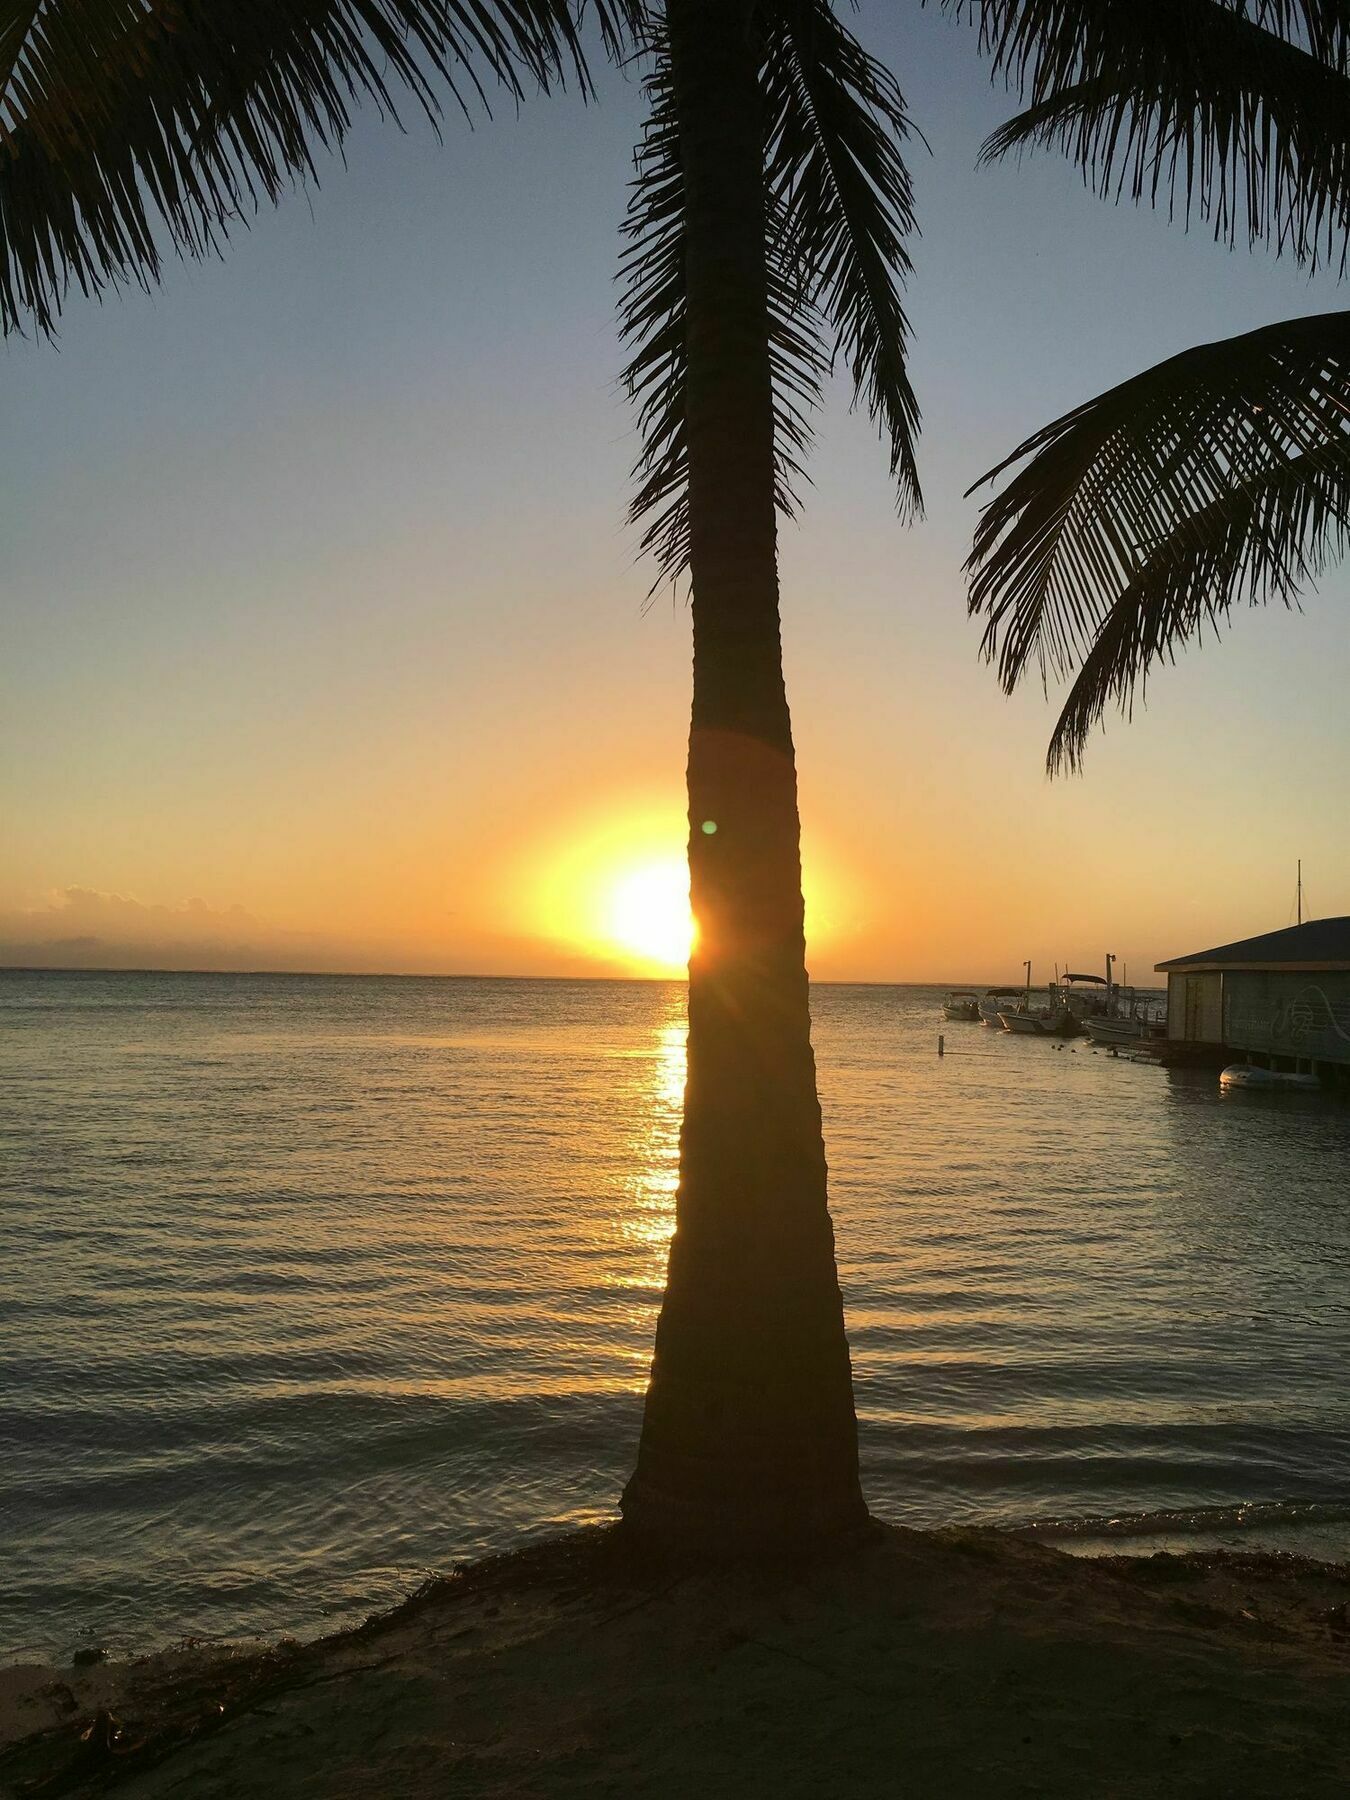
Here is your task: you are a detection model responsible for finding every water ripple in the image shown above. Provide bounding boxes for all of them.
[3,969,1349,1658]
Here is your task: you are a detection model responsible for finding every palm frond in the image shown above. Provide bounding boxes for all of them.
[941,2,1350,83]
[618,1,923,588]
[0,0,640,337]
[966,308,1350,769]
[617,38,694,586]
[764,0,923,517]
[618,20,830,589]
[940,0,1350,271]
[1043,450,1350,769]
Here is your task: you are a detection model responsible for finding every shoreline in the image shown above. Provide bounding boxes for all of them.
[4,1523,1348,1798]
[12,1509,1350,1677]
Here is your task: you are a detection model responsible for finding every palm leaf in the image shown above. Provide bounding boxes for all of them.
[942,2,1350,83]
[940,0,1350,271]
[0,0,639,337]
[617,22,828,590]
[763,0,923,518]
[966,307,1350,769]
[617,35,692,586]
[1045,450,1350,769]
[619,0,922,589]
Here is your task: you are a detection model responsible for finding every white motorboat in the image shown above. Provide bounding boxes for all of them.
[942,991,982,1021]
[979,987,1028,1026]
[1220,1064,1320,1091]
[1083,1014,1166,1048]
[1083,1015,1143,1045]
[1057,972,1111,1021]
[999,1005,1079,1037]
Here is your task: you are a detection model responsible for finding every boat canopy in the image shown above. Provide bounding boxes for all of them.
[1060,972,1107,984]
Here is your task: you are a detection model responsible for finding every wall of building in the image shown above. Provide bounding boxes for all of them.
[1223,970,1350,1069]
[1167,971,1224,1043]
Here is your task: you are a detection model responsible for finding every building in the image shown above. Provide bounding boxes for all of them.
[1156,918,1350,1075]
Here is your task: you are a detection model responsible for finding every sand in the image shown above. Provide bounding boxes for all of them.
[3,1523,1349,1798]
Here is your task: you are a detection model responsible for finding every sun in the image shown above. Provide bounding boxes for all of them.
[603,856,695,972]
[509,795,853,977]
[507,803,697,976]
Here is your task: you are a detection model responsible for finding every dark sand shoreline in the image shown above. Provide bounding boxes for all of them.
[4,1524,1349,1797]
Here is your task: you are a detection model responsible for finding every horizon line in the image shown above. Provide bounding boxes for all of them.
[0,964,1166,988]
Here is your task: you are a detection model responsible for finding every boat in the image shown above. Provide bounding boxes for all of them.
[1220,1064,1321,1091]
[1057,972,1111,1022]
[999,1008,1050,1035]
[978,987,1029,1027]
[998,1003,1080,1037]
[999,959,1083,1036]
[1078,966,1168,1045]
[942,991,981,1021]
[1085,1016,1149,1046]
[1082,1011,1167,1048]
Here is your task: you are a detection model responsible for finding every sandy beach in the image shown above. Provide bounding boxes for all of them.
[4,1524,1349,1798]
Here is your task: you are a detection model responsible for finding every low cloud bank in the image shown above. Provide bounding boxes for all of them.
[0,887,638,978]
[0,887,335,972]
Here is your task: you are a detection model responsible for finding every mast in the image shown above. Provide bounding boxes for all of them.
[1298,859,1303,927]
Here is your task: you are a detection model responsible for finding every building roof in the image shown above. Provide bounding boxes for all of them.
[1156,916,1350,973]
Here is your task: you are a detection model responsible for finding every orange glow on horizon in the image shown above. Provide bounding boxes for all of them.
[502,796,861,978]
[511,806,692,976]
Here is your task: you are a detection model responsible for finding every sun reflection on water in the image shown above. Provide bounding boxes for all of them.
[613,1016,685,1383]
[622,1018,684,1251]
[653,1020,688,1109]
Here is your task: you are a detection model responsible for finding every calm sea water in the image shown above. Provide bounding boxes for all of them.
[3,970,1349,1660]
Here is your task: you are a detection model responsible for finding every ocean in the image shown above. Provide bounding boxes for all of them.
[3,969,1349,1662]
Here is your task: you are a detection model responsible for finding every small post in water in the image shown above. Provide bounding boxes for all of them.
[938,1034,945,1057]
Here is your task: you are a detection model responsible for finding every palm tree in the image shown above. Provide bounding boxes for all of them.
[617,0,922,1548]
[947,0,1350,771]
[0,0,922,1549]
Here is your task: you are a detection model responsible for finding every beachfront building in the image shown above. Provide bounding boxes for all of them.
[1156,918,1350,1078]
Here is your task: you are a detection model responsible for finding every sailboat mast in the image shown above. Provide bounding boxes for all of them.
[1298,859,1303,927]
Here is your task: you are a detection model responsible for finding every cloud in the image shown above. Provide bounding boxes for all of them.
[0,887,303,971]
[0,886,626,977]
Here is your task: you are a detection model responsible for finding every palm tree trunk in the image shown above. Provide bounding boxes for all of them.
[621,0,867,1551]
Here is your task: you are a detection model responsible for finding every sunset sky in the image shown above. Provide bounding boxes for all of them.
[3,5,1347,984]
